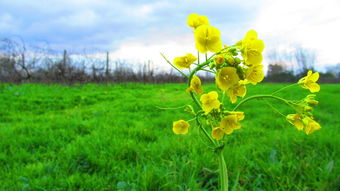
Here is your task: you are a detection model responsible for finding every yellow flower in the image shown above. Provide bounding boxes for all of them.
[219,115,242,135]
[304,117,321,135]
[298,70,320,93]
[173,53,197,69]
[245,64,264,85]
[286,114,304,131]
[173,120,190,135]
[212,113,244,140]
[237,30,265,66]
[227,84,246,103]
[286,114,321,135]
[187,13,209,29]
[212,127,224,140]
[194,25,222,53]
[216,67,240,91]
[200,91,221,114]
[187,75,203,95]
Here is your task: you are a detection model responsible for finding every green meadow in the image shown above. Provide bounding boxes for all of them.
[0,83,339,191]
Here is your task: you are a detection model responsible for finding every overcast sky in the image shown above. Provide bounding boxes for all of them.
[1,0,340,71]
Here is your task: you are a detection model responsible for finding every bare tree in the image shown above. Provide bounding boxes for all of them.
[293,46,316,73]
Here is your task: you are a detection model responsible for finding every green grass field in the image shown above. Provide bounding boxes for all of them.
[0,83,339,191]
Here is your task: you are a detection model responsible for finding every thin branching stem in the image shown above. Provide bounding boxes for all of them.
[232,94,291,111]
[272,83,298,95]
[160,53,188,78]
[196,116,216,145]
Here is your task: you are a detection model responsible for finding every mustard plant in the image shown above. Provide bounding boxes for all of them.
[161,13,322,191]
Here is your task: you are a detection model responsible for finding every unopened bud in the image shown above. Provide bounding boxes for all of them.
[225,55,235,65]
[234,57,241,64]
[184,105,196,116]
[214,55,225,66]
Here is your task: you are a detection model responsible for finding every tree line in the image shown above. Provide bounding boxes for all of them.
[1,38,339,84]
[265,46,340,83]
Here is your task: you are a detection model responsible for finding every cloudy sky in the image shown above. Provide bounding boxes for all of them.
[1,0,340,71]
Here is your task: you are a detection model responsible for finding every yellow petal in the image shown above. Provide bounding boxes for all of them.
[195,41,208,53]
[208,91,219,100]
[246,52,263,65]
[207,39,222,53]
[305,119,321,135]
[309,72,319,82]
[251,39,265,53]
[212,127,224,140]
[229,111,245,121]
[245,30,258,40]
[307,82,320,93]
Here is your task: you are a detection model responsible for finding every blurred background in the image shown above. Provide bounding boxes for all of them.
[1,0,340,83]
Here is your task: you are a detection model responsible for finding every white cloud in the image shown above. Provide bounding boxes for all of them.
[108,32,198,72]
[253,0,340,70]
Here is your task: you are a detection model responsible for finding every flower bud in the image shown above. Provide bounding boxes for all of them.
[184,105,196,116]
[225,55,235,65]
[305,94,318,106]
[234,57,241,64]
[304,106,313,112]
[214,55,225,67]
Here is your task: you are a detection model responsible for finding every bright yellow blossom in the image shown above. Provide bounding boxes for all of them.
[187,13,209,29]
[227,84,246,103]
[245,64,264,85]
[286,114,304,131]
[220,115,241,135]
[237,30,265,66]
[200,91,221,114]
[212,113,245,140]
[187,75,203,95]
[298,70,320,93]
[212,127,224,140]
[304,117,321,135]
[173,120,190,135]
[173,53,197,69]
[216,67,240,91]
[286,114,321,135]
[194,25,222,53]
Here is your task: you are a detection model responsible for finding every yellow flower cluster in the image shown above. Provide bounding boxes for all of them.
[170,14,322,139]
[213,30,265,103]
[286,114,321,135]
[286,93,321,134]
[212,112,244,140]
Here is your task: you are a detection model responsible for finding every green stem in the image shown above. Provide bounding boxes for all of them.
[187,59,214,109]
[160,53,188,78]
[221,91,225,105]
[201,68,216,74]
[272,83,298,95]
[232,95,291,111]
[156,104,187,110]
[218,151,228,191]
[264,100,286,117]
[196,116,216,145]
